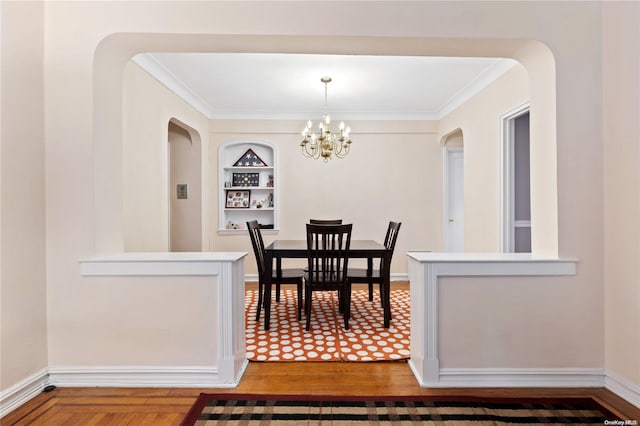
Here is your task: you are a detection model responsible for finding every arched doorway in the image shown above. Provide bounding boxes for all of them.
[168,119,202,252]
[442,130,464,252]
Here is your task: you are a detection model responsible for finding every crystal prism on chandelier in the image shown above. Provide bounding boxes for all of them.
[300,77,352,162]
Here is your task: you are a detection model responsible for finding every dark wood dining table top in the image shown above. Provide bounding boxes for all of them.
[265,239,386,257]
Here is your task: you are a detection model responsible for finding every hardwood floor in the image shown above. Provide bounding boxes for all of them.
[4,283,639,424]
[4,361,640,425]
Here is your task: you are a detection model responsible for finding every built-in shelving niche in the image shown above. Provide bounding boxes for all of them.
[218,140,278,235]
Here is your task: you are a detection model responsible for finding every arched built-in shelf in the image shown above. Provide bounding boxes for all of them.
[218,140,278,235]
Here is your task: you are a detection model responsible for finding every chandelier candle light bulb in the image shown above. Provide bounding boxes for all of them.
[300,77,352,162]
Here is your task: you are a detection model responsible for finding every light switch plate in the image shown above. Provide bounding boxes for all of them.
[177,184,188,199]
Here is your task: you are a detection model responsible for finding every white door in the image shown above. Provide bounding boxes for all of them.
[444,147,464,252]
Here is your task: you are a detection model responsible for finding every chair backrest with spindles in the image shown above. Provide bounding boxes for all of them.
[306,223,352,285]
[246,220,266,280]
[384,221,402,252]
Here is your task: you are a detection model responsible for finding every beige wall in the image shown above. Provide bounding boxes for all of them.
[84,0,609,379]
[603,2,640,386]
[46,0,607,373]
[208,120,442,274]
[168,121,202,252]
[437,61,603,370]
[122,62,209,252]
[123,63,532,273]
[45,275,218,366]
[439,274,602,368]
[0,1,48,390]
[439,64,530,252]
[0,0,637,404]
[121,70,443,266]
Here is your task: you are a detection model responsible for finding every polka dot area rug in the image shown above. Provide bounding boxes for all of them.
[245,288,411,362]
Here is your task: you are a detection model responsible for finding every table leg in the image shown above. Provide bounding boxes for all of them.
[367,257,374,301]
[264,251,274,330]
[382,253,392,328]
[275,257,282,302]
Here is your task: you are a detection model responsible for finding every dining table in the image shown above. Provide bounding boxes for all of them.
[262,239,392,330]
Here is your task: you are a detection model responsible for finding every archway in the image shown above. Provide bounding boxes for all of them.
[168,119,202,252]
[92,33,558,380]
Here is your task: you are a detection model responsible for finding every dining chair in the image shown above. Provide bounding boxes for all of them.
[309,219,343,224]
[347,221,402,307]
[246,220,304,322]
[304,223,353,331]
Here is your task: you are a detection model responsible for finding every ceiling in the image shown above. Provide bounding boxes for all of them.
[133,53,517,121]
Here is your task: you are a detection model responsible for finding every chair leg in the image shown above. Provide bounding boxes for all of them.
[255,281,264,322]
[305,286,312,331]
[275,282,281,302]
[297,280,303,320]
[344,283,351,330]
[382,282,392,325]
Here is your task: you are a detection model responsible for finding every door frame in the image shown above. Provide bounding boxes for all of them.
[500,102,530,252]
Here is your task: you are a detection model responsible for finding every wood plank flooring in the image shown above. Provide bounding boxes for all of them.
[4,283,639,424]
[5,362,640,425]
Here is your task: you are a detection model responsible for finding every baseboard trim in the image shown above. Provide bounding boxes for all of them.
[415,368,606,388]
[3,364,638,417]
[0,368,49,419]
[47,365,233,388]
[245,273,258,282]
[605,369,640,408]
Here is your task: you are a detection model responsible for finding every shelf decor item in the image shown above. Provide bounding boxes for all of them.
[226,190,251,208]
[232,172,259,187]
[233,148,267,167]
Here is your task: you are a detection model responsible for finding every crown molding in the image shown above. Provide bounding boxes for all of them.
[436,59,518,118]
[132,54,216,118]
[132,53,516,121]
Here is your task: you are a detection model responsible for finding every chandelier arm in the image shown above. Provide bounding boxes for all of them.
[334,145,350,159]
[300,76,351,162]
[301,143,318,159]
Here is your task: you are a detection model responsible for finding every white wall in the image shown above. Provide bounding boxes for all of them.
[0,0,636,406]
[0,1,48,390]
[603,1,640,388]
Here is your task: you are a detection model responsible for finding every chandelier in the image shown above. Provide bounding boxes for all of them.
[300,77,352,162]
